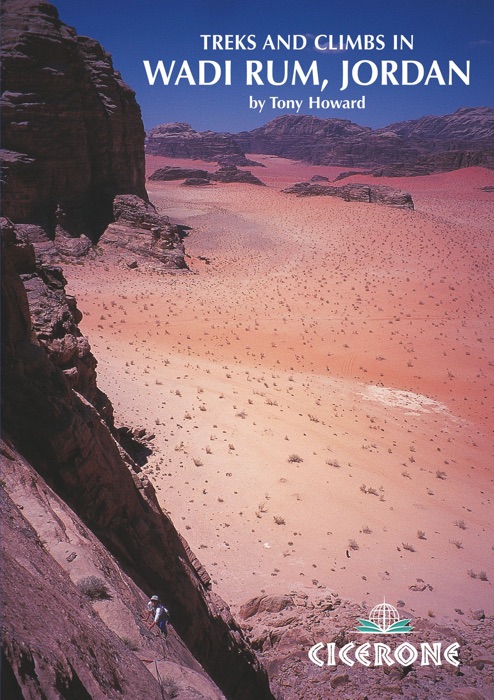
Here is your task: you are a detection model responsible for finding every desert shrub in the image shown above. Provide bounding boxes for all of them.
[348,539,359,551]
[288,454,303,463]
[417,530,426,540]
[402,542,415,552]
[121,637,139,651]
[77,576,111,600]
[326,459,341,468]
[274,516,286,525]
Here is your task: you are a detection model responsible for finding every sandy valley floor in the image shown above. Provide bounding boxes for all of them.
[65,156,494,623]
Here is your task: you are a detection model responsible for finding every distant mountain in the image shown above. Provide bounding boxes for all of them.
[146,122,244,160]
[146,108,494,175]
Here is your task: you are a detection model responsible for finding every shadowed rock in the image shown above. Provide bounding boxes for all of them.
[1,220,275,700]
[98,195,187,270]
[216,154,265,167]
[149,166,210,181]
[146,122,243,161]
[1,0,147,244]
[210,165,265,186]
[283,182,414,208]
[232,109,494,173]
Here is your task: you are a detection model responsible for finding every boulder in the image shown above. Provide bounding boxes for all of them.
[210,165,265,185]
[282,182,414,208]
[149,166,210,181]
[98,195,187,269]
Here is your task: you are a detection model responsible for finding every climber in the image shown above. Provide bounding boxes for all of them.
[146,595,169,638]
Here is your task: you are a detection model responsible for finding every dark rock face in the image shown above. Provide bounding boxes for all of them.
[233,109,494,173]
[216,154,265,167]
[283,182,414,208]
[147,109,493,174]
[149,166,210,181]
[98,195,187,269]
[1,0,147,243]
[1,483,167,700]
[146,122,243,161]
[235,114,371,163]
[2,228,274,700]
[210,165,265,186]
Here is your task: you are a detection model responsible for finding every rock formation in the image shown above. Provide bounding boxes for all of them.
[0,0,273,694]
[233,109,494,172]
[210,165,265,186]
[149,166,210,181]
[145,122,243,161]
[149,164,266,186]
[144,110,493,176]
[1,0,147,249]
[98,195,187,270]
[238,592,494,700]
[1,221,274,700]
[1,444,227,700]
[216,154,265,168]
[235,114,372,163]
[282,182,414,209]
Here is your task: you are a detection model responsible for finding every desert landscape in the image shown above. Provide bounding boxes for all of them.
[3,1,494,696]
[65,154,494,623]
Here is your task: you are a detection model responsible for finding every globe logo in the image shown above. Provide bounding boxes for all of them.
[356,599,413,634]
[369,602,400,631]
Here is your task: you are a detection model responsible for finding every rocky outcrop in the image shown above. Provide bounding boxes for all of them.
[234,114,371,163]
[149,166,210,181]
[216,154,265,168]
[2,227,274,700]
[1,442,227,700]
[380,107,494,142]
[1,0,147,247]
[149,164,266,186]
[232,109,494,173]
[146,122,243,161]
[282,182,414,208]
[210,165,265,186]
[98,195,187,270]
[147,110,493,175]
[239,591,494,700]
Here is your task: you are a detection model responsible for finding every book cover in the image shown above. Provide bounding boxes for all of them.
[2,0,493,697]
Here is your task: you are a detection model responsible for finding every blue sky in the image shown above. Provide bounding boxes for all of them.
[51,0,494,132]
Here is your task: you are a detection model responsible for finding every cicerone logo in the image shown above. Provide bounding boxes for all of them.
[308,598,460,668]
[356,599,413,634]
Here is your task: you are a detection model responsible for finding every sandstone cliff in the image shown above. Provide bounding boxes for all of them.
[146,122,244,161]
[1,222,274,700]
[1,0,147,251]
[1,443,227,700]
[148,110,493,175]
[233,109,494,172]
